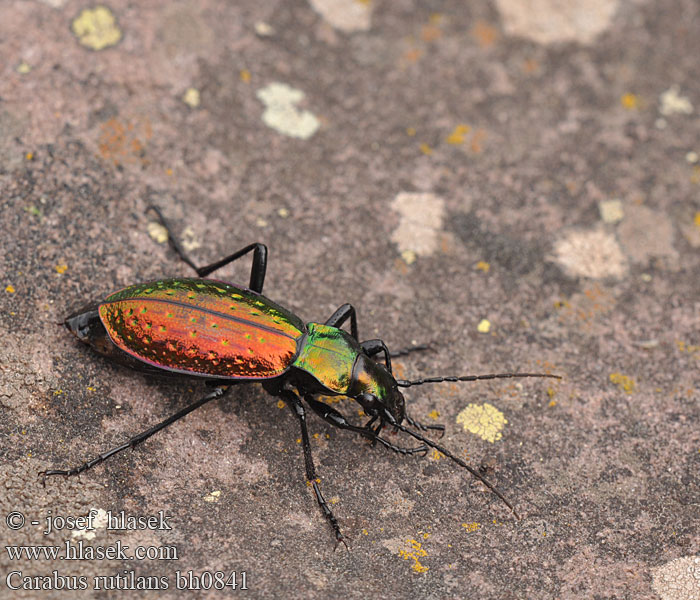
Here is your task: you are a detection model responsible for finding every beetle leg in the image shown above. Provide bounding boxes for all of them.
[304,397,427,457]
[40,387,230,483]
[147,206,268,292]
[324,304,358,340]
[360,339,393,372]
[404,414,446,438]
[279,390,348,551]
[362,340,434,373]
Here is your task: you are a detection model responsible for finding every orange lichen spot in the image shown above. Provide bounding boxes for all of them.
[620,93,639,110]
[446,124,470,145]
[429,449,444,461]
[471,20,499,48]
[25,152,34,160]
[609,372,636,394]
[98,117,152,167]
[548,399,557,407]
[240,69,251,83]
[5,285,16,293]
[470,128,487,153]
[402,48,422,63]
[522,58,539,74]
[277,400,286,409]
[694,211,700,228]
[428,410,439,420]
[421,23,442,42]
[475,260,490,273]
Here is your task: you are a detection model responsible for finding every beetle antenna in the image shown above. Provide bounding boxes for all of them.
[396,372,561,388]
[394,421,519,517]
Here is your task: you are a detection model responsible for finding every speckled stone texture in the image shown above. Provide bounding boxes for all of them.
[1,1,698,598]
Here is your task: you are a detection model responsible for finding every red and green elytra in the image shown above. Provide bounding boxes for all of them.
[43,205,560,549]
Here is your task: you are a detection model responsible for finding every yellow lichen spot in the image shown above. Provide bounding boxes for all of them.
[609,372,636,394]
[5,285,16,293]
[53,390,63,396]
[694,211,700,228]
[401,249,417,265]
[446,124,471,145]
[548,399,557,407]
[362,528,368,535]
[54,264,68,274]
[462,522,480,533]
[71,6,122,51]
[475,260,490,273]
[477,319,491,333]
[456,403,507,443]
[398,539,429,574]
[203,490,221,503]
[277,400,286,409]
[419,143,433,155]
[429,449,444,461]
[296,438,302,444]
[240,69,251,83]
[25,151,34,160]
[620,93,639,110]
[17,61,31,74]
[406,127,416,136]
[182,87,200,108]
[87,386,96,392]
[428,410,440,420]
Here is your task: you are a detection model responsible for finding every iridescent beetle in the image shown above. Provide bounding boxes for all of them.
[43,207,560,548]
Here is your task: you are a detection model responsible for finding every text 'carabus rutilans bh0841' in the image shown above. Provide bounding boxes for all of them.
[43,206,560,549]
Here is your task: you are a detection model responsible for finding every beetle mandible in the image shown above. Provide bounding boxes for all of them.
[42,206,560,549]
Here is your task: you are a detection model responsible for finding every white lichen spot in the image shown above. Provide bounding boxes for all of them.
[183,87,200,108]
[308,0,372,33]
[552,228,628,279]
[256,82,320,139]
[254,21,275,37]
[457,403,507,443]
[390,192,445,257]
[651,556,700,600]
[659,86,694,116]
[16,61,31,74]
[147,221,168,244]
[204,490,222,503]
[598,199,624,224]
[686,151,699,164]
[494,0,618,44]
[181,226,201,252]
[72,508,108,540]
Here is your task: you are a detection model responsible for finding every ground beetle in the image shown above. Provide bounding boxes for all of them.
[42,207,560,548]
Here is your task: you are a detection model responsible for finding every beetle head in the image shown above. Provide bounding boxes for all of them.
[349,353,406,424]
[63,304,116,357]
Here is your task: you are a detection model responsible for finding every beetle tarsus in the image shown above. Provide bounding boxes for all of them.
[405,414,446,438]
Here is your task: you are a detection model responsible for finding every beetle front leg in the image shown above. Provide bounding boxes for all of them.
[40,387,230,483]
[278,390,348,550]
[304,397,428,457]
[147,206,268,293]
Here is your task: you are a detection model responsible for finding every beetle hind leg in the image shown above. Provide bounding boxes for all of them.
[147,205,268,293]
[40,387,229,484]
